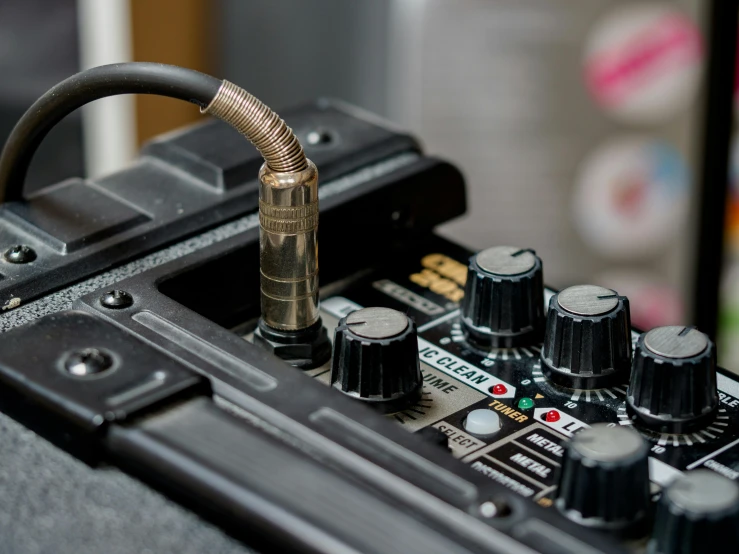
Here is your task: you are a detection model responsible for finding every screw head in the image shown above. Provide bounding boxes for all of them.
[306,129,334,146]
[479,500,512,519]
[64,348,114,377]
[100,290,133,309]
[3,245,36,264]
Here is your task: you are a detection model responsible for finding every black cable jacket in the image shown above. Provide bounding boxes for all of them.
[0,62,222,204]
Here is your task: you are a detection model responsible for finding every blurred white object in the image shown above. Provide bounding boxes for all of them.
[584,2,703,126]
[77,0,135,178]
[572,136,689,259]
[383,0,701,302]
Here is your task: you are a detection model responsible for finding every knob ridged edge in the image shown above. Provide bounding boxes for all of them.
[541,290,631,389]
[460,248,544,348]
[330,311,422,413]
[627,329,717,434]
[649,470,739,554]
[556,425,650,535]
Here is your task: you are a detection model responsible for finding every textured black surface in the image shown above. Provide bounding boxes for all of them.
[0,411,251,554]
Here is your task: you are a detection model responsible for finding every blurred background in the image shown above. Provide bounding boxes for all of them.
[2,0,738,365]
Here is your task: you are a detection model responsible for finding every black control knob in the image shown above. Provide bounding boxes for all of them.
[556,424,650,535]
[541,285,631,389]
[627,326,717,434]
[649,470,739,554]
[460,246,545,349]
[330,307,422,413]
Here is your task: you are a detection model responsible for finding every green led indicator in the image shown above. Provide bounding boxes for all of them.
[518,397,534,410]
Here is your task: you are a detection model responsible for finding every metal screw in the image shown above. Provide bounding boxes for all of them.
[479,500,511,518]
[3,245,36,264]
[306,129,333,146]
[100,290,133,309]
[64,348,114,377]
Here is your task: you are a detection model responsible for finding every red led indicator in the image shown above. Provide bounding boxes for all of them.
[490,384,508,395]
[545,410,561,423]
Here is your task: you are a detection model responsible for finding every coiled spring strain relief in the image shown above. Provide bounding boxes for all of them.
[202,80,308,173]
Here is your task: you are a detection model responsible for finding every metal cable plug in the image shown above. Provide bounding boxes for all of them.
[258,161,319,331]
[204,80,329,367]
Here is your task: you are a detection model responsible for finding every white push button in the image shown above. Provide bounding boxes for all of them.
[464,409,501,436]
